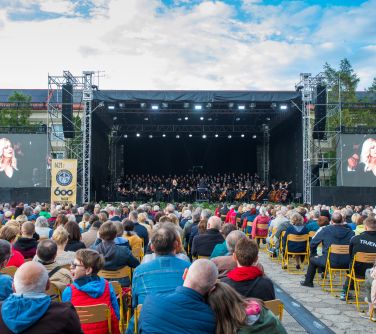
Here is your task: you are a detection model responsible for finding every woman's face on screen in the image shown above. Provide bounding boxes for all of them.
[370,144,376,158]
[2,141,13,158]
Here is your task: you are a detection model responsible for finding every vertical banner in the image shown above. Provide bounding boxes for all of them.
[51,159,77,204]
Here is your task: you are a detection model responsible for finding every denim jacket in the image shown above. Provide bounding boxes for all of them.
[132,255,190,308]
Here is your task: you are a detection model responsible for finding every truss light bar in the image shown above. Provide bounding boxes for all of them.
[228,135,232,139]
[162,134,166,138]
[202,134,207,139]
[148,134,153,139]
[238,105,246,110]
[136,133,140,137]
[200,117,204,121]
[215,134,219,138]
[176,134,180,139]
[194,104,202,110]
[184,116,189,120]
[189,134,192,137]
[241,134,245,138]
[108,105,115,110]
[252,134,257,139]
[151,104,159,110]
[280,104,288,110]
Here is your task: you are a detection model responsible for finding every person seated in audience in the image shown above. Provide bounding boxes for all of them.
[301,212,354,288]
[251,206,270,245]
[182,209,201,251]
[306,210,320,232]
[211,230,247,278]
[129,210,149,252]
[139,259,217,334]
[64,221,86,252]
[0,225,24,268]
[78,213,91,232]
[192,216,224,258]
[179,209,191,229]
[354,214,366,235]
[312,215,330,237]
[47,209,58,228]
[53,213,68,230]
[93,221,139,286]
[35,216,53,239]
[62,249,119,334]
[82,218,101,248]
[110,208,122,222]
[341,215,376,300]
[208,282,287,334]
[0,240,13,301]
[14,221,38,259]
[282,212,309,269]
[210,223,237,258]
[221,238,275,301]
[188,209,212,253]
[0,261,82,334]
[112,220,130,248]
[36,239,73,293]
[123,220,143,251]
[51,226,76,266]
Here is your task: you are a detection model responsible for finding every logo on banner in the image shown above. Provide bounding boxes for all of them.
[56,170,73,186]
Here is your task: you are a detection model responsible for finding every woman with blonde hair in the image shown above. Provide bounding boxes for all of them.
[360,138,376,175]
[0,138,17,178]
[51,226,75,265]
[208,282,286,334]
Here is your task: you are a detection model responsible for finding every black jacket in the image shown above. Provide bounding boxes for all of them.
[221,276,275,301]
[350,230,376,277]
[64,240,86,252]
[310,224,354,267]
[191,229,224,257]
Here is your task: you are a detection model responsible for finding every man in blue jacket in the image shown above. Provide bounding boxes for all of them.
[300,212,354,288]
[139,259,217,334]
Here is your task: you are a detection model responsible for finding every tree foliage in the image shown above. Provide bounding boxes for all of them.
[0,91,33,126]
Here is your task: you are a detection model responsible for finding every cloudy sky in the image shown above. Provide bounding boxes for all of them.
[0,0,375,90]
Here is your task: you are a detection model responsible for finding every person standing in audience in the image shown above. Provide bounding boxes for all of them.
[93,221,139,286]
[0,225,24,268]
[0,240,13,301]
[221,238,275,301]
[0,261,83,334]
[139,259,217,334]
[301,212,354,288]
[192,216,224,258]
[62,249,119,334]
[14,221,38,259]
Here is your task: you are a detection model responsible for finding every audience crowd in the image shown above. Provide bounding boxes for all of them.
[0,199,375,333]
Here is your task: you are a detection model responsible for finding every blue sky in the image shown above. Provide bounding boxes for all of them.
[0,0,375,90]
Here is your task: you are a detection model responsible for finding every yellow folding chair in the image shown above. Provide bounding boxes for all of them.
[282,234,310,274]
[278,231,286,263]
[132,247,144,262]
[264,299,284,321]
[76,304,112,334]
[0,266,17,277]
[99,266,133,285]
[253,223,269,250]
[267,227,278,260]
[46,282,62,302]
[321,245,349,295]
[308,231,316,239]
[110,281,125,333]
[245,221,253,238]
[134,304,142,334]
[346,252,376,311]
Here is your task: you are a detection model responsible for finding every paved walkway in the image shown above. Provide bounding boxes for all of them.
[259,252,376,333]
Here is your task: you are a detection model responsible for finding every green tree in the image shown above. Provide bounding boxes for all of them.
[367,77,376,92]
[0,91,32,126]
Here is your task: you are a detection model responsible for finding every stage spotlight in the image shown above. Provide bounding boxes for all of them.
[124,134,128,138]
[189,134,192,138]
[184,102,190,108]
[194,104,202,110]
[208,117,212,121]
[271,103,277,109]
[148,134,153,139]
[215,134,219,138]
[280,104,288,110]
[162,134,166,138]
[235,117,240,121]
[144,117,149,121]
[108,105,115,110]
[228,102,234,108]
[176,134,180,139]
[119,102,125,108]
[241,134,245,138]
[200,117,204,120]
[238,105,246,110]
[206,103,212,108]
[177,117,182,121]
[266,117,270,121]
[252,134,257,139]
[136,133,140,137]
[250,103,256,109]
[228,135,232,139]
[184,116,189,120]
[151,104,159,110]
[162,102,168,108]
[112,116,117,121]
[140,103,147,108]
[202,134,207,139]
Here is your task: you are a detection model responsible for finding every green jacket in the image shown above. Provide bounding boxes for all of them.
[237,307,287,334]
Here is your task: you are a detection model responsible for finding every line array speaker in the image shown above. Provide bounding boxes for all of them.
[62,83,74,139]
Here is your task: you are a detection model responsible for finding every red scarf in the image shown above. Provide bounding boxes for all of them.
[227,266,263,282]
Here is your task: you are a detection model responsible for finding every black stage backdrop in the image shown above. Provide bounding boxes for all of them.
[122,137,257,175]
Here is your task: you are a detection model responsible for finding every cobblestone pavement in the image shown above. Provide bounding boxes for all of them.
[259,251,376,334]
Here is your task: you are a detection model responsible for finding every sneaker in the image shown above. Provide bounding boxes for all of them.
[300,281,314,288]
[340,291,353,301]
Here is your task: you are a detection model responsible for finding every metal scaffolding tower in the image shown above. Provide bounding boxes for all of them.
[262,124,270,186]
[47,71,95,203]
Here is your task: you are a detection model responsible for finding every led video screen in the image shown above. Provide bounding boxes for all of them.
[338,134,376,187]
[0,134,49,188]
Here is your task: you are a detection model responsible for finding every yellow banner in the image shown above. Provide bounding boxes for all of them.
[51,159,77,204]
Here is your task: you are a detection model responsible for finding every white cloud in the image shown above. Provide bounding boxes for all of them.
[0,0,375,91]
